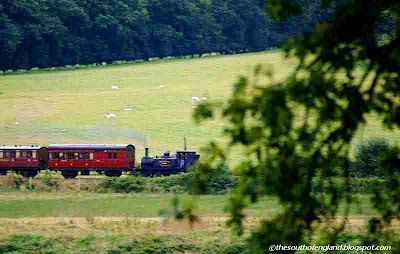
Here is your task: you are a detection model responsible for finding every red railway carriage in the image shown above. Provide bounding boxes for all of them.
[0,146,48,177]
[47,144,135,178]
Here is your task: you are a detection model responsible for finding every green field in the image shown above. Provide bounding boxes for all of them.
[0,190,377,218]
[1,50,398,163]
[0,51,292,157]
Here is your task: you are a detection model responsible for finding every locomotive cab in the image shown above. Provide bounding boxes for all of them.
[176,150,198,169]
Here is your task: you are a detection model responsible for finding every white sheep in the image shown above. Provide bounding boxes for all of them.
[201,97,208,101]
[160,85,164,90]
[192,96,200,103]
[105,113,117,119]
[111,85,120,90]
[124,108,133,112]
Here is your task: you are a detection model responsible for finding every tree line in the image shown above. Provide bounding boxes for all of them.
[0,0,334,71]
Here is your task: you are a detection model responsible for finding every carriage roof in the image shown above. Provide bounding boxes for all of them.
[48,144,134,150]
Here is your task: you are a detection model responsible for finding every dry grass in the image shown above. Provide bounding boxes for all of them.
[0,175,100,192]
[1,215,396,235]
[0,216,229,235]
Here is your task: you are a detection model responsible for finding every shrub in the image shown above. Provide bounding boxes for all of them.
[206,166,238,194]
[191,163,239,195]
[149,165,238,195]
[150,173,193,193]
[351,138,391,177]
[312,177,386,194]
[41,176,60,189]
[148,57,160,61]
[97,176,145,193]
[10,175,25,189]
[0,234,49,253]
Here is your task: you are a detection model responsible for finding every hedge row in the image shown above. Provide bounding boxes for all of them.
[97,171,238,195]
[1,173,386,195]
[0,50,249,76]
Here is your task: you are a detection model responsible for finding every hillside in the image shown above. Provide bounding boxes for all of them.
[0,51,398,161]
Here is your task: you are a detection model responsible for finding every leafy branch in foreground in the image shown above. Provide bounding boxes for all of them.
[191,0,400,252]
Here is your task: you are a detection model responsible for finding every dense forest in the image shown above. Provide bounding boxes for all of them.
[0,0,334,71]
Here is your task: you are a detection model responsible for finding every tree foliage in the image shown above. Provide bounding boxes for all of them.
[351,138,392,178]
[0,0,334,71]
[193,0,400,252]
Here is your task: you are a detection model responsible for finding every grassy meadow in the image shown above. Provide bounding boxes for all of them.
[1,50,398,163]
[0,191,377,218]
[0,51,294,159]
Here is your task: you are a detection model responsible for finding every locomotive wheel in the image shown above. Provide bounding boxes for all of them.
[105,170,122,177]
[62,171,78,179]
[20,170,38,178]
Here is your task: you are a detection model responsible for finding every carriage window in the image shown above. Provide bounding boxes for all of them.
[16,151,20,158]
[5,151,10,158]
[59,152,65,159]
[108,152,113,159]
[90,153,94,160]
[32,151,36,159]
[84,153,90,159]
[54,152,59,159]
[0,151,3,158]
[79,153,84,160]
[22,151,27,158]
[49,153,53,159]
[10,151,16,158]
[113,152,117,159]
[27,151,32,158]
[74,153,79,159]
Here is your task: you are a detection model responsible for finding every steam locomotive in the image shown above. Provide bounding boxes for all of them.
[141,148,199,177]
[0,138,199,178]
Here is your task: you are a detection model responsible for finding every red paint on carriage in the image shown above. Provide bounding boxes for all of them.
[47,144,135,171]
[0,146,48,170]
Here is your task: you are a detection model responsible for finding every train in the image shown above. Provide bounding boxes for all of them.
[0,139,199,178]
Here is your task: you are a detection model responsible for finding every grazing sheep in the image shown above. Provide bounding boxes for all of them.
[111,85,120,90]
[124,108,132,112]
[192,96,200,102]
[160,85,164,90]
[201,97,208,101]
[105,113,117,119]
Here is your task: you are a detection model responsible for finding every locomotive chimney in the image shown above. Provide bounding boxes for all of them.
[145,147,149,157]
[184,137,187,150]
